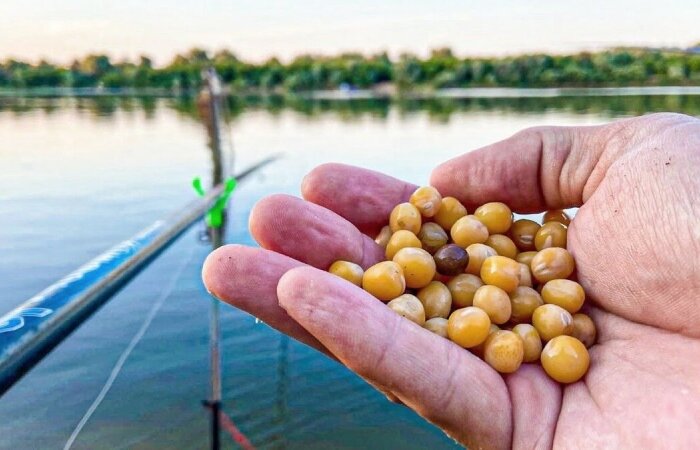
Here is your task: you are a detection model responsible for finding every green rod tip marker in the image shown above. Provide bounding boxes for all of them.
[192,176,237,228]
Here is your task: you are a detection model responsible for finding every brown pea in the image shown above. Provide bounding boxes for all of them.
[509,219,541,251]
[417,222,449,254]
[417,281,452,319]
[433,244,469,276]
[485,234,519,260]
[447,274,484,308]
[534,221,568,250]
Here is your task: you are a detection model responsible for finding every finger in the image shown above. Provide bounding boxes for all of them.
[202,244,403,401]
[249,193,384,269]
[430,122,625,213]
[504,364,561,450]
[277,266,512,449]
[301,163,417,236]
[202,244,329,355]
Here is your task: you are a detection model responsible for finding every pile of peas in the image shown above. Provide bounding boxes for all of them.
[328,187,595,383]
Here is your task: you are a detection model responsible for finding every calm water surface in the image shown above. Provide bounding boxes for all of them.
[0,94,698,449]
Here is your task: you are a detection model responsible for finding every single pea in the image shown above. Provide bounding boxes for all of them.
[393,247,436,289]
[362,261,406,302]
[433,244,470,276]
[485,234,519,260]
[543,209,571,226]
[465,243,498,275]
[515,251,538,267]
[433,196,468,231]
[474,202,513,234]
[417,222,449,254]
[532,304,574,341]
[541,335,589,383]
[451,215,489,248]
[480,255,521,293]
[447,307,492,348]
[423,317,449,338]
[328,260,364,287]
[387,294,426,326]
[390,202,422,234]
[470,323,500,358]
[534,221,568,250]
[509,219,541,251]
[417,281,453,319]
[518,263,533,288]
[447,274,484,308]
[385,230,422,260]
[473,285,512,325]
[512,324,543,363]
[541,279,585,314]
[484,330,524,373]
[374,225,392,249]
[509,286,544,323]
[531,247,575,283]
[410,186,443,218]
[571,313,597,348]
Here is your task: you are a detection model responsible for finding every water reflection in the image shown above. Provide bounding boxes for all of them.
[1,93,699,122]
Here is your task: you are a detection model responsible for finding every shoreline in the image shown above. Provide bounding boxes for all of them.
[2,86,700,100]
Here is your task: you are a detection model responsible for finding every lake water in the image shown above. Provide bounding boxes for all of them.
[1,93,698,449]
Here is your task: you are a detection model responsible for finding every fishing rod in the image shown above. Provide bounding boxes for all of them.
[0,154,278,397]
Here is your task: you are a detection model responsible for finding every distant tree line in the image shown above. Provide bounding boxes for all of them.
[1,47,700,92]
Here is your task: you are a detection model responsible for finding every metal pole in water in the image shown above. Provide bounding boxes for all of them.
[201,67,225,450]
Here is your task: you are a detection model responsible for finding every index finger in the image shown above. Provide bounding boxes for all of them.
[277,265,512,449]
[302,163,416,236]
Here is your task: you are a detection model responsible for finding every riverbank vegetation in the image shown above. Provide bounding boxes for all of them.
[2,47,700,92]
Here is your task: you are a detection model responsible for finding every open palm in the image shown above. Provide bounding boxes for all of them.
[203,113,700,449]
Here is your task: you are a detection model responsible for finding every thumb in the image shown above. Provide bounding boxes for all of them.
[430,122,625,213]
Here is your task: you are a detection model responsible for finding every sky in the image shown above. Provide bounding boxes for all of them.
[0,0,699,65]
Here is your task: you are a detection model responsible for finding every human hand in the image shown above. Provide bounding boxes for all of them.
[203,113,700,449]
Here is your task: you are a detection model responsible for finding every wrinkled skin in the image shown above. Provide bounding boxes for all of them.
[202,113,700,449]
